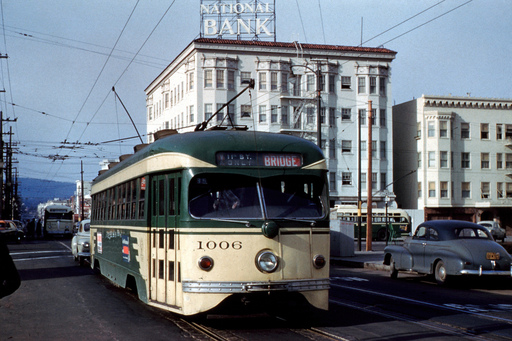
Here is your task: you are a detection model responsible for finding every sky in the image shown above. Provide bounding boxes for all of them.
[0,0,510,193]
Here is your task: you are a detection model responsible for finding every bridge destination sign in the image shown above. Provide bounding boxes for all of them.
[200,0,276,41]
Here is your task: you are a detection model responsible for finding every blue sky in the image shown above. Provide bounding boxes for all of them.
[0,0,510,187]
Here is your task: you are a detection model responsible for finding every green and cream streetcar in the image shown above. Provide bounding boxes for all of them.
[90,129,330,316]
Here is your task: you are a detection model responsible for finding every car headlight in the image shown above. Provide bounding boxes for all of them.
[83,242,90,248]
[256,250,278,273]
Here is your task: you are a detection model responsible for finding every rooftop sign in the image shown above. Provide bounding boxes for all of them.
[200,0,276,41]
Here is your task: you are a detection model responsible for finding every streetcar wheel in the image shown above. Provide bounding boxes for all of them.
[434,260,448,285]
[377,228,387,241]
[389,256,398,279]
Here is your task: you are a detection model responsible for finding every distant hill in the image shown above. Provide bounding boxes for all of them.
[18,178,76,218]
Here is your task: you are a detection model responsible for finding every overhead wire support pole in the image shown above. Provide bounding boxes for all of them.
[112,87,144,144]
[366,100,373,252]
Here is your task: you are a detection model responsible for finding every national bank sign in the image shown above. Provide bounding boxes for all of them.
[200,0,276,41]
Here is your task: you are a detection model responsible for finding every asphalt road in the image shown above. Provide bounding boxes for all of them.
[2,238,512,340]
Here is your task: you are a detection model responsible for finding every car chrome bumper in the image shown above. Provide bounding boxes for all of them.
[182,279,330,293]
[78,252,90,257]
[460,266,512,276]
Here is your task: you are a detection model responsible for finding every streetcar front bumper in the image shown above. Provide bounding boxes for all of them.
[182,279,330,293]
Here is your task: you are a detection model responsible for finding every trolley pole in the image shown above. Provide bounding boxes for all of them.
[366,100,373,252]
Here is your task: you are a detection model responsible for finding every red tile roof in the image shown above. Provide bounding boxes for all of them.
[194,38,396,55]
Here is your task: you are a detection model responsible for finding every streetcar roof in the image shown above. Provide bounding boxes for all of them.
[93,130,326,186]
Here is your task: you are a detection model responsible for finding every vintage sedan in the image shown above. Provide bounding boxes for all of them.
[477,220,506,242]
[0,220,25,243]
[383,220,512,285]
[71,219,90,266]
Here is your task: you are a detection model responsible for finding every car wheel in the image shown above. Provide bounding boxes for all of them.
[389,256,398,279]
[377,228,387,241]
[434,260,448,285]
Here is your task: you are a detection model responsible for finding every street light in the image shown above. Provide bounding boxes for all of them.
[290,61,323,148]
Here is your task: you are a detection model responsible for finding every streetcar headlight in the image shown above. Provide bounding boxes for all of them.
[313,254,326,269]
[256,250,278,273]
[83,242,90,248]
[198,256,214,271]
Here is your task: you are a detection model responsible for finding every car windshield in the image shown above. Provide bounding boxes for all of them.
[83,223,90,232]
[189,174,326,220]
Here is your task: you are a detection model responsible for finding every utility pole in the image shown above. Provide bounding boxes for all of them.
[81,161,85,221]
[315,60,322,148]
[366,100,373,251]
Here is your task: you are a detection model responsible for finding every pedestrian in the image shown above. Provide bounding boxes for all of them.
[27,219,35,239]
[0,236,21,299]
[36,219,42,239]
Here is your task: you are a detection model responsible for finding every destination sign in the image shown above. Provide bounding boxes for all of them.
[216,152,302,167]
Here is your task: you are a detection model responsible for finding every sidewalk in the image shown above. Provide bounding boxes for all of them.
[331,250,388,271]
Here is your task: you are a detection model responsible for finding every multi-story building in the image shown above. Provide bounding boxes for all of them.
[145,38,397,206]
[393,95,512,228]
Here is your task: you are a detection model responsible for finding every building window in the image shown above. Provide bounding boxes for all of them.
[372,141,377,158]
[379,77,386,95]
[440,181,448,198]
[461,152,470,168]
[440,151,448,168]
[329,74,335,93]
[227,70,235,90]
[204,103,213,121]
[271,105,278,123]
[329,139,336,159]
[380,173,386,191]
[320,107,326,124]
[189,105,194,123]
[481,182,490,199]
[416,122,421,138]
[342,140,352,153]
[418,182,422,198]
[342,172,351,185]
[497,124,503,140]
[189,72,194,90]
[369,77,377,94]
[380,109,386,127]
[361,141,366,152]
[428,151,435,167]
[480,123,489,140]
[281,106,288,126]
[342,108,351,121]
[428,182,436,198]
[329,108,336,127]
[258,72,267,90]
[241,72,252,85]
[258,105,266,122]
[506,124,512,139]
[497,153,503,169]
[204,70,213,88]
[461,182,471,198]
[320,74,325,92]
[481,153,490,169]
[307,74,315,92]
[497,182,504,198]
[330,172,336,190]
[281,73,288,92]
[507,183,512,198]
[270,72,278,90]
[241,105,251,118]
[359,109,366,125]
[358,77,366,94]
[341,76,351,89]
[439,121,448,137]
[380,141,386,159]
[361,173,366,190]
[372,172,377,189]
[417,152,422,168]
[507,153,512,168]
[461,122,470,139]
[216,104,225,123]
[428,121,435,137]
[306,107,315,124]
[216,70,224,88]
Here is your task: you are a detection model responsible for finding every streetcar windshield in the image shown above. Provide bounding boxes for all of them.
[189,174,326,220]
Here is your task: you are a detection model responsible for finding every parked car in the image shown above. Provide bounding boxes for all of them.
[477,220,506,242]
[384,220,512,285]
[0,220,25,243]
[71,219,90,266]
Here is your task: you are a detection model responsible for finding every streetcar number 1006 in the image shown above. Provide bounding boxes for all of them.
[197,241,242,250]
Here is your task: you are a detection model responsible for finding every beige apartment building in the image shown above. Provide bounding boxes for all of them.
[393,95,512,228]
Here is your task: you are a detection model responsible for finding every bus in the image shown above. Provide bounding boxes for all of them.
[90,129,330,316]
[43,204,74,237]
[331,205,411,241]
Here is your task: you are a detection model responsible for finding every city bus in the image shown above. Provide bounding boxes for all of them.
[43,204,74,237]
[331,205,411,241]
[90,129,330,316]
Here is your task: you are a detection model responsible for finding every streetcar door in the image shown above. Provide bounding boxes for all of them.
[149,174,181,308]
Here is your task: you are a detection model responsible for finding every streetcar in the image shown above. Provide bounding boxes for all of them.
[43,204,74,237]
[331,205,411,241]
[90,129,330,316]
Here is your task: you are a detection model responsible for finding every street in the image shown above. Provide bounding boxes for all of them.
[2,238,512,340]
